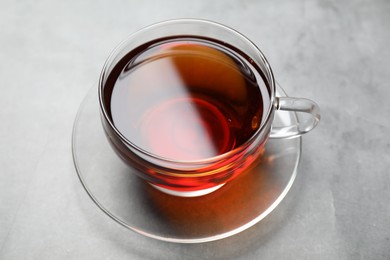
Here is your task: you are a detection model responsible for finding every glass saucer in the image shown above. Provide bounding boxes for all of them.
[72,84,301,243]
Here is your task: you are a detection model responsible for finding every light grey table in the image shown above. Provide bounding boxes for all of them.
[1,0,389,259]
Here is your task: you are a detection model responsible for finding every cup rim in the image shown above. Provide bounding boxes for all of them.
[98,18,276,165]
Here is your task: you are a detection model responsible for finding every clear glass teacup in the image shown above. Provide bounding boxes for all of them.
[99,19,320,197]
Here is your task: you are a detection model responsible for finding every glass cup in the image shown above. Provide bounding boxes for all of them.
[98,19,320,197]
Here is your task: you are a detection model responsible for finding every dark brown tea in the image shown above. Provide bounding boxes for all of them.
[103,37,270,161]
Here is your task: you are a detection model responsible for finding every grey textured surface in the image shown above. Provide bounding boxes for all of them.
[1,0,389,259]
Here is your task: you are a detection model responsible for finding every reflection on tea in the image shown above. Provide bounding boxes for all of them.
[103,37,269,161]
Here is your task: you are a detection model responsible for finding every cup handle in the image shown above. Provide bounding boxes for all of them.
[269,97,320,139]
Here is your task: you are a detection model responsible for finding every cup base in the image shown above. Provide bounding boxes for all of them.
[148,183,225,197]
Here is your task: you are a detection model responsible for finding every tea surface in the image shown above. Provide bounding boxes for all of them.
[104,37,269,160]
